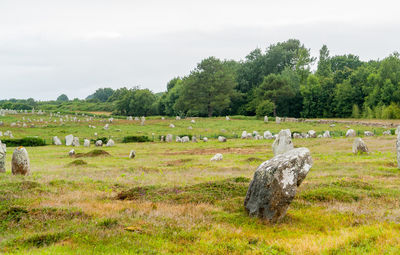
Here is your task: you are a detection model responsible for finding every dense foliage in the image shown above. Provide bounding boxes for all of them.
[2,39,400,119]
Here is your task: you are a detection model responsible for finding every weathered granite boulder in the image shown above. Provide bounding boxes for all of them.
[272,129,293,156]
[95,140,103,147]
[346,129,356,137]
[364,131,374,137]
[65,134,74,146]
[166,134,173,142]
[0,141,6,173]
[383,130,391,136]
[352,138,369,154]
[53,136,62,145]
[69,149,75,156]
[203,137,208,142]
[210,153,223,161]
[244,148,312,222]
[106,139,115,147]
[12,147,30,175]
[72,137,80,147]
[218,136,227,142]
[264,131,273,139]
[84,139,90,147]
[308,130,317,138]
[323,131,331,138]
[181,136,190,143]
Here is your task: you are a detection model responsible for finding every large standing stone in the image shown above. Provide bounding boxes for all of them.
[308,130,317,138]
[276,117,281,124]
[353,138,368,154]
[244,148,312,222]
[0,141,6,173]
[346,129,356,137]
[53,136,62,145]
[129,150,136,159]
[264,116,268,122]
[166,134,173,142]
[218,136,227,142]
[323,131,331,138]
[272,129,294,156]
[12,147,30,175]
[65,134,74,146]
[84,139,90,147]
[264,131,273,139]
[72,137,80,147]
[210,153,223,161]
[106,139,115,147]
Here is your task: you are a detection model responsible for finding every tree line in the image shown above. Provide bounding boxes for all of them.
[2,39,400,119]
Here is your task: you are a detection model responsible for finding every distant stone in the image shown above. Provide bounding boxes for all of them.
[188,126,193,130]
[226,116,230,121]
[160,136,164,142]
[169,124,175,128]
[263,131,273,139]
[383,130,391,136]
[166,134,173,142]
[210,153,223,161]
[181,136,190,143]
[218,136,227,142]
[352,138,369,154]
[65,134,74,146]
[176,136,182,142]
[106,139,115,147]
[192,136,197,142]
[84,139,90,147]
[330,124,336,127]
[104,124,109,130]
[276,117,281,124]
[254,135,263,140]
[364,131,374,136]
[69,149,75,156]
[246,133,253,139]
[308,130,317,138]
[293,133,302,139]
[244,148,312,223]
[95,140,103,147]
[272,129,293,156]
[140,117,145,126]
[191,119,195,123]
[317,134,323,138]
[264,116,268,122]
[0,141,6,173]
[346,129,356,137]
[72,137,80,147]
[323,131,331,138]
[253,131,259,136]
[129,150,136,159]
[203,137,208,142]
[241,131,248,139]
[176,116,181,120]
[53,136,62,145]
[12,147,30,175]
[161,117,165,120]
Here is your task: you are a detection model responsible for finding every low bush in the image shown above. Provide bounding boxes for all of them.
[122,136,151,143]
[0,137,46,147]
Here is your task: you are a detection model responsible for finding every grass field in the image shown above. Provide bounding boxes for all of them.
[1,114,400,254]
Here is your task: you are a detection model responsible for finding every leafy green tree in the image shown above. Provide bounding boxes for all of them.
[57,94,69,102]
[316,45,332,77]
[175,57,237,117]
[256,100,274,117]
[86,88,114,102]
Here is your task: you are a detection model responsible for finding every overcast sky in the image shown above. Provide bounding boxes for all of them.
[0,0,399,100]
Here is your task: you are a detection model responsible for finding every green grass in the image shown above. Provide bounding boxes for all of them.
[0,113,400,254]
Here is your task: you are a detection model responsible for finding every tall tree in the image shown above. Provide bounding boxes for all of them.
[175,57,237,117]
